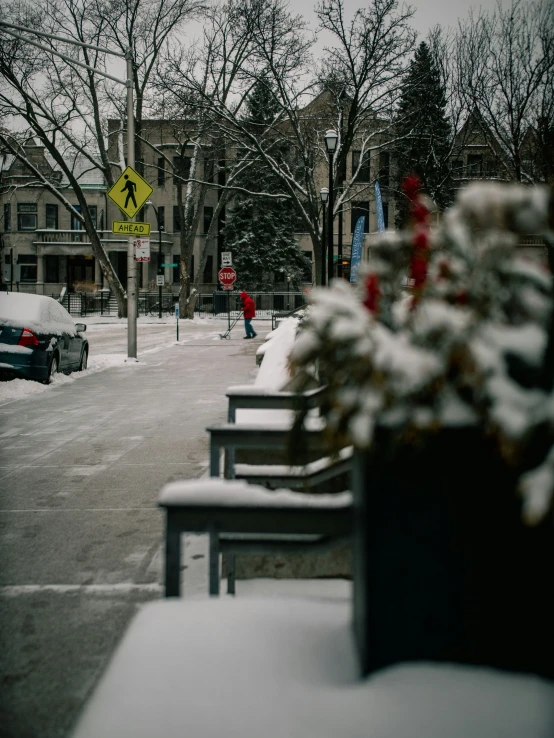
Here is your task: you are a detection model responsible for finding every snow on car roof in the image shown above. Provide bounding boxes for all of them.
[0,292,77,336]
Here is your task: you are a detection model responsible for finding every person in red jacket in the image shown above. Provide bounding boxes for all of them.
[240,291,257,339]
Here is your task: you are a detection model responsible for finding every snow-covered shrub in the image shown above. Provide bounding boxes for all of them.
[291,180,554,524]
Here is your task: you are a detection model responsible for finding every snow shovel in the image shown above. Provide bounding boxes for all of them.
[219,312,241,340]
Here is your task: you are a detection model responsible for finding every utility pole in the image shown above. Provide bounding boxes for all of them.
[0,20,137,359]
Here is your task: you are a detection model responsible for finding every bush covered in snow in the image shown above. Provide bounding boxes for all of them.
[291,179,554,525]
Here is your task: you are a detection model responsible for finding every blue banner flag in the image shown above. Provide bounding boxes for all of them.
[350,215,365,283]
[375,180,385,232]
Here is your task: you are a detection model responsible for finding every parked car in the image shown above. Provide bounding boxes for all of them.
[0,292,89,383]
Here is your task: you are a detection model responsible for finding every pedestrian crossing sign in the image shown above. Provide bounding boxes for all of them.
[107,166,153,218]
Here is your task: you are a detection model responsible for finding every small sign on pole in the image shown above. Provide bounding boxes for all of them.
[221,251,232,266]
[156,274,164,286]
[135,237,151,262]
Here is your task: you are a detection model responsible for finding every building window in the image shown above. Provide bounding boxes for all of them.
[173,206,181,233]
[45,255,59,283]
[158,157,165,186]
[157,206,165,231]
[87,206,97,229]
[378,151,390,187]
[452,159,463,177]
[301,251,313,282]
[203,255,213,283]
[45,204,58,230]
[4,203,11,231]
[352,150,370,182]
[190,254,195,281]
[173,156,191,181]
[339,155,347,182]
[204,149,214,183]
[203,206,213,234]
[467,154,483,176]
[71,206,81,231]
[18,254,37,281]
[17,203,37,231]
[351,202,370,233]
[382,202,389,228]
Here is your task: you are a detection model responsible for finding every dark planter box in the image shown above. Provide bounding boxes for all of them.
[352,427,554,680]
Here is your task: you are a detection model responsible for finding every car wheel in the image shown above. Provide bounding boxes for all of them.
[79,348,88,372]
[46,354,59,384]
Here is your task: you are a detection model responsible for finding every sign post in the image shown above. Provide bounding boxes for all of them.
[107,166,154,355]
[218,267,236,332]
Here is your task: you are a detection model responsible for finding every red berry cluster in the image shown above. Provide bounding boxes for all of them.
[403,175,430,306]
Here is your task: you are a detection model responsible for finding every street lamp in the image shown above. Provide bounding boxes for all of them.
[320,187,329,286]
[145,201,164,319]
[324,129,338,284]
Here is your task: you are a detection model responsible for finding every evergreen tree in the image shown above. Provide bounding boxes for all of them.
[223,79,310,291]
[394,42,453,227]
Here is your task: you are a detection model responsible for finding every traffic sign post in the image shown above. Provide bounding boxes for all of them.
[221,251,232,266]
[156,275,164,286]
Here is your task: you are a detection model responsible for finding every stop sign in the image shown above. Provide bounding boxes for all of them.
[218,266,237,286]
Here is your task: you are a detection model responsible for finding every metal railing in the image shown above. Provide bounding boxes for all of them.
[55,290,307,318]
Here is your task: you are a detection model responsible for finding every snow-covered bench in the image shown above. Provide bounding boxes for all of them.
[205,315,351,591]
[71,595,554,738]
[209,383,353,592]
[158,478,352,596]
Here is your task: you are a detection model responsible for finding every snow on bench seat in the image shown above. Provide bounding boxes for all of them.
[159,477,352,509]
[71,597,554,738]
[234,446,353,480]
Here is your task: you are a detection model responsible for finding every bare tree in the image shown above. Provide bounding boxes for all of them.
[156,0,415,285]
[0,0,203,315]
[91,0,205,174]
[456,0,554,183]
[154,0,297,311]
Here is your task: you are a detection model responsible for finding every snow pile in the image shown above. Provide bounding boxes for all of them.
[0,353,134,404]
[255,316,300,390]
[291,181,554,523]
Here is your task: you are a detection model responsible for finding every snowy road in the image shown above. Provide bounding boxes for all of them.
[0,325,262,738]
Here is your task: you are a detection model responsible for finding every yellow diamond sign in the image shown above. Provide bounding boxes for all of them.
[107,166,153,219]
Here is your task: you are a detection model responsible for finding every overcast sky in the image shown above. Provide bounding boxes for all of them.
[296,0,502,41]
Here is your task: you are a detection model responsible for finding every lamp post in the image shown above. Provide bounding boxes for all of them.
[319,188,329,286]
[287,274,291,310]
[145,201,164,318]
[324,129,338,284]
